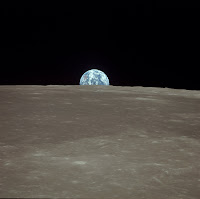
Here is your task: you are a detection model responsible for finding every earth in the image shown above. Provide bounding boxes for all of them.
[79,69,109,85]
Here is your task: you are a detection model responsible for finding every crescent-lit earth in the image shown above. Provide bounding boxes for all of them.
[80,69,109,85]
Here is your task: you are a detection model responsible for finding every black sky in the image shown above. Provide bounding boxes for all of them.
[0,2,199,90]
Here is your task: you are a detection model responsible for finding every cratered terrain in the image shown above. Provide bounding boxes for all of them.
[0,85,200,198]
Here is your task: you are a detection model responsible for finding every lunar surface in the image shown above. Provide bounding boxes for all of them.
[0,85,200,198]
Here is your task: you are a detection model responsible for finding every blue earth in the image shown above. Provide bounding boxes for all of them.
[79,69,109,85]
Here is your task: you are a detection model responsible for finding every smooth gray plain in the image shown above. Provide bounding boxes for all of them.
[0,85,200,198]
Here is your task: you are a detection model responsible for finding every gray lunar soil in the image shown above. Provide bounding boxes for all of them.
[0,85,200,198]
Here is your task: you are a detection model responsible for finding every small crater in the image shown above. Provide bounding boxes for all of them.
[152,141,159,144]
[72,180,79,184]
[64,102,72,105]
[72,161,87,165]
[33,153,44,157]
